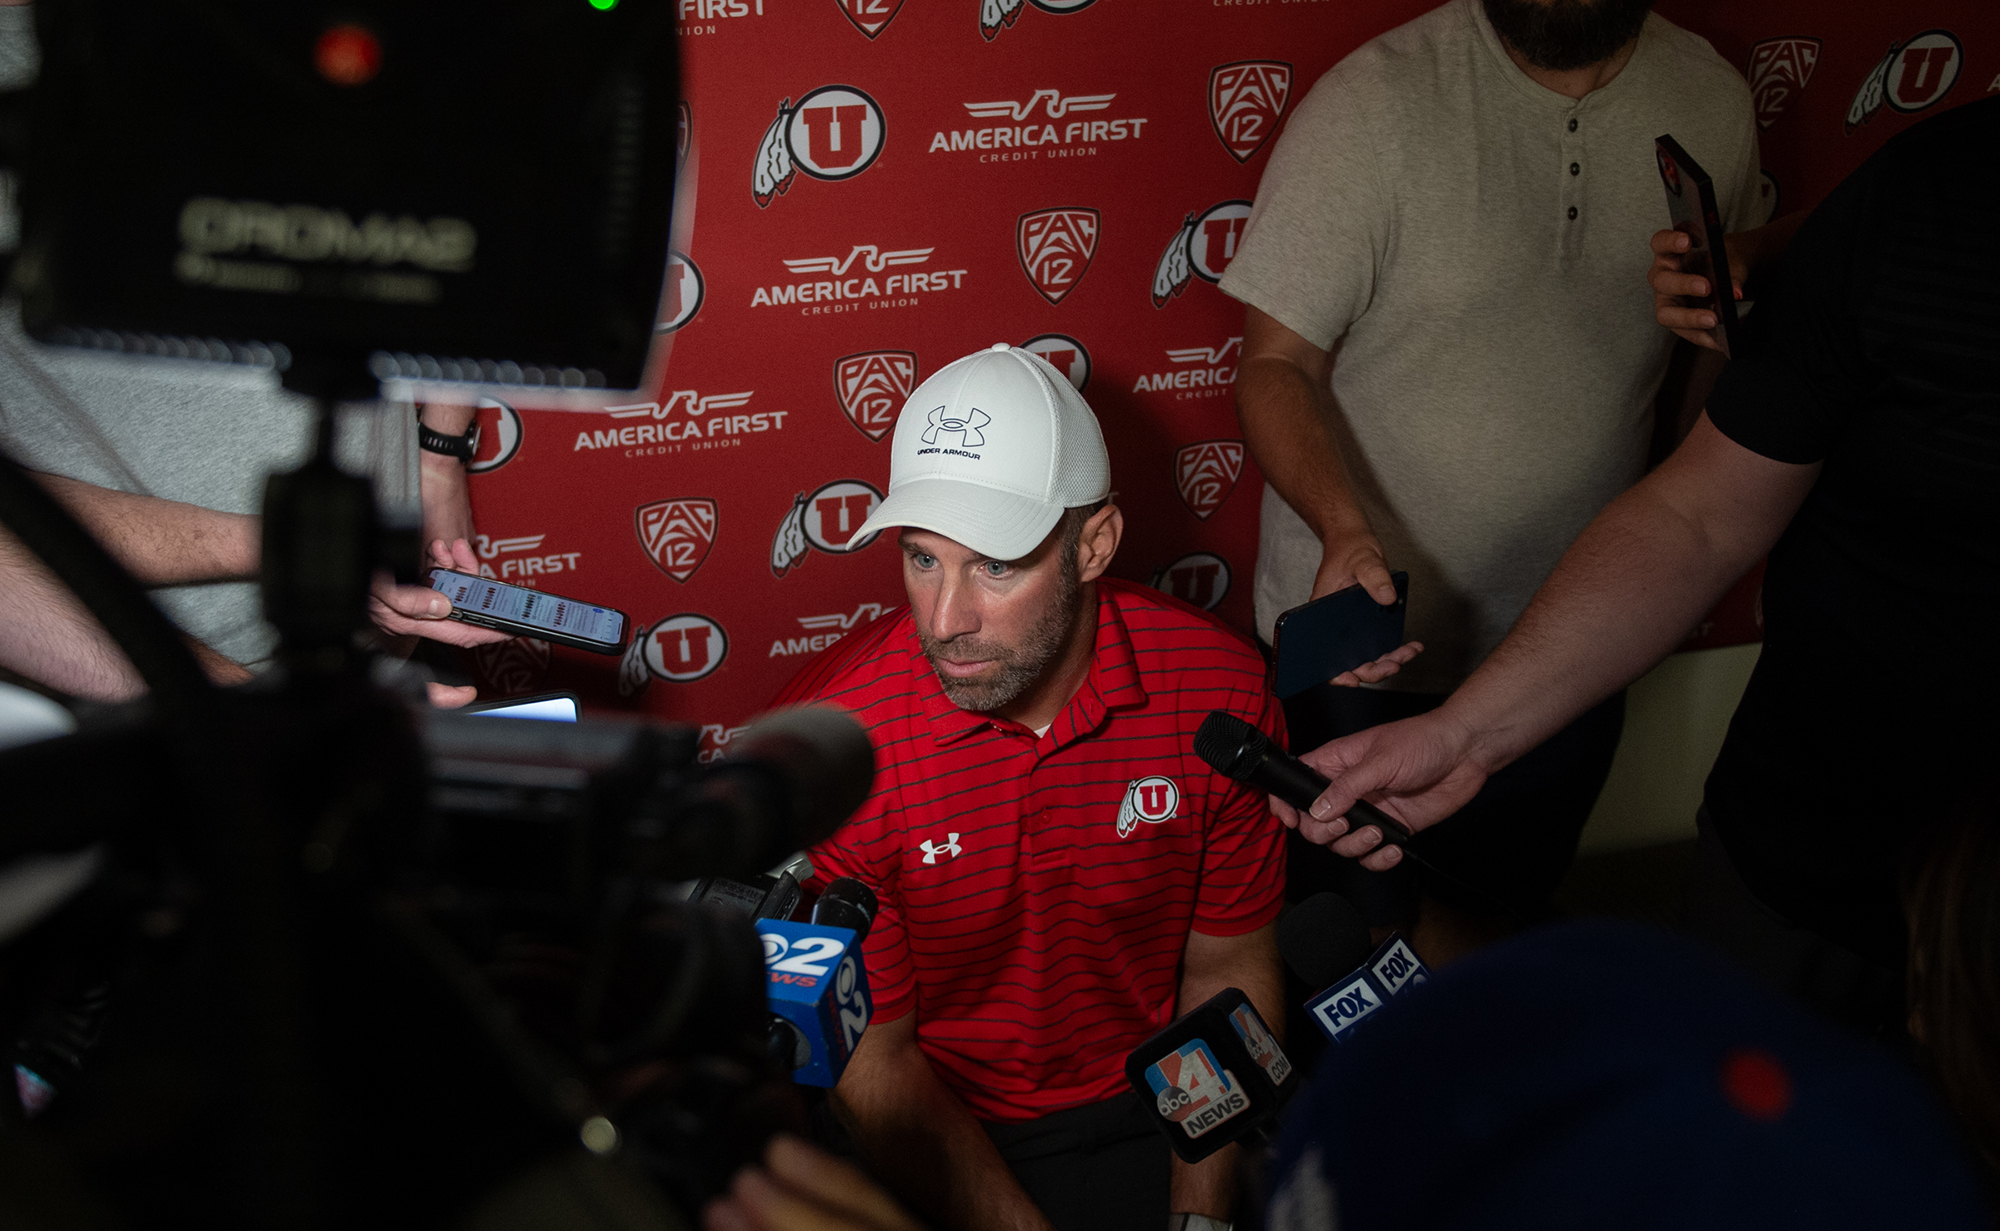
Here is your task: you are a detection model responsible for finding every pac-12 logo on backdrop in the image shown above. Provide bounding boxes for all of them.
[635,498,718,583]
[642,614,728,682]
[978,0,1097,41]
[770,480,886,577]
[1151,552,1231,611]
[659,252,704,334]
[1017,207,1099,305]
[1116,775,1179,838]
[1153,201,1250,307]
[474,636,550,695]
[1746,38,1820,132]
[1022,333,1090,391]
[1176,441,1245,521]
[1847,30,1962,133]
[836,0,905,39]
[1209,61,1292,162]
[753,85,886,208]
[835,351,918,441]
[467,397,522,473]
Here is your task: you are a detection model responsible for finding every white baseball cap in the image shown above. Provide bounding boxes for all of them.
[853,343,1111,560]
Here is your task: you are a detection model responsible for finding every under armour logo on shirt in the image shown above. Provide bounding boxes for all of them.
[919,834,963,864]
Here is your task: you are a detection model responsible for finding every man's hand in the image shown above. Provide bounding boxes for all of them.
[705,1136,929,1231]
[1649,228,1746,351]
[1327,639,1423,688]
[417,403,480,546]
[1267,709,1493,871]
[1311,533,1397,608]
[368,536,509,648]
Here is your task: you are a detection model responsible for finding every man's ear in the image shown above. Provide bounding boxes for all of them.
[1075,503,1123,584]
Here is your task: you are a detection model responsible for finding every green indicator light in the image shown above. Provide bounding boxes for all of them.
[589,0,617,9]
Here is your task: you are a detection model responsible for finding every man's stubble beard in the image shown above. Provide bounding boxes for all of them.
[1481,0,1654,72]
[918,544,1082,714]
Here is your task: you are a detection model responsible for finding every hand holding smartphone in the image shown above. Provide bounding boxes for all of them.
[427,569,629,655]
[1270,572,1410,698]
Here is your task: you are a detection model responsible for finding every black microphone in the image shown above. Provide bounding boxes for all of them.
[1193,711,1412,851]
[758,877,878,1086]
[664,706,877,875]
[1124,988,1300,1162]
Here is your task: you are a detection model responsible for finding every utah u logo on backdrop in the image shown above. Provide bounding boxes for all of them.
[1846,29,1963,134]
[754,84,886,208]
[980,0,1097,42]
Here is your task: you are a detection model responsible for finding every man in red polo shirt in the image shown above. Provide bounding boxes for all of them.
[770,344,1285,1231]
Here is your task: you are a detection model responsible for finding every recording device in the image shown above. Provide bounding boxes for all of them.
[1655,135,1742,358]
[464,691,581,722]
[1270,572,1410,699]
[1279,893,1431,1045]
[1193,711,1413,854]
[757,878,878,1088]
[1125,988,1300,1163]
[429,569,629,655]
[15,0,678,395]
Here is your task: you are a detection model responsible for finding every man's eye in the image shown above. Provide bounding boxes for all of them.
[911,553,936,569]
[983,561,1009,578]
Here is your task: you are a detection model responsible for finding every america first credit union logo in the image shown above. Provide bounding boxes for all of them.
[753,84,886,208]
[1154,201,1251,308]
[1018,208,1100,305]
[979,0,1097,42]
[1176,441,1245,521]
[752,243,966,312]
[771,480,886,577]
[1209,62,1292,163]
[1846,30,1963,134]
[1022,333,1090,392]
[932,88,1148,161]
[835,351,918,441]
[1746,38,1820,132]
[659,252,704,334]
[836,0,905,39]
[641,614,728,682]
[467,397,522,474]
[1117,775,1179,838]
[635,498,718,583]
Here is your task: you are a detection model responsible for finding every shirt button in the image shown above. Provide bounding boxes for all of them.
[1567,206,1579,220]
[1570,162,1580,176]
[1567,118,1578,132]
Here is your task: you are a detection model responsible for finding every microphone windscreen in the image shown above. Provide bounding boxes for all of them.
[1193,711,1259,779]
[1278,893,1374,990]
[812,877,878,943]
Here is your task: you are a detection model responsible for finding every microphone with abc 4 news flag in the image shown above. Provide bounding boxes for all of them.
[1123,989,1302,1163]
[1278,892,1432,1044]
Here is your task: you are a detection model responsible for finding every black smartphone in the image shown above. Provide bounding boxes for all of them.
[1269,572,1409,699]
[1654,134,1741,358]
[427,569,629,656]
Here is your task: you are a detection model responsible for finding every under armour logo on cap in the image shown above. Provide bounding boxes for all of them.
[921,405,991,449]
[919,833,963,864]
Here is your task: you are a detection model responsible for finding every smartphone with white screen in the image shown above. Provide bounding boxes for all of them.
[428,569,629,655]
[464,692,580,721]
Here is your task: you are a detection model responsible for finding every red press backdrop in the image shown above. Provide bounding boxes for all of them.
[454,0,1999,757]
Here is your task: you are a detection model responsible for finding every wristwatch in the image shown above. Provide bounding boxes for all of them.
[415,405,479,462]
[1168,1215,1232,1231]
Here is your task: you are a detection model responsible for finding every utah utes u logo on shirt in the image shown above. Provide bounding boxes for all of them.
[1117,776,1179,838]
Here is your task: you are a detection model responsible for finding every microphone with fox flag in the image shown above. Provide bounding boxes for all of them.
[1125,988,1302,1163]
[1279,891,1432,1045]
[757,877,877,1087]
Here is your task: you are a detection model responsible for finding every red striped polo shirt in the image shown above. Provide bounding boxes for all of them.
[771,577,1286,1122]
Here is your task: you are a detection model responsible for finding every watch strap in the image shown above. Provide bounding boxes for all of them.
[415,407,478,462]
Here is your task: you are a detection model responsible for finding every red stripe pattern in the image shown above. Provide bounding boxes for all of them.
[774,578,1287,1121]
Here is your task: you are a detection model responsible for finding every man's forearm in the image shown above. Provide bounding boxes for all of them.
[1234,357,1371,546]
[834,1019,1055,1231]
[32,472,257,586]
[1171,925,1283,1222]
[1444,418,1817,775]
